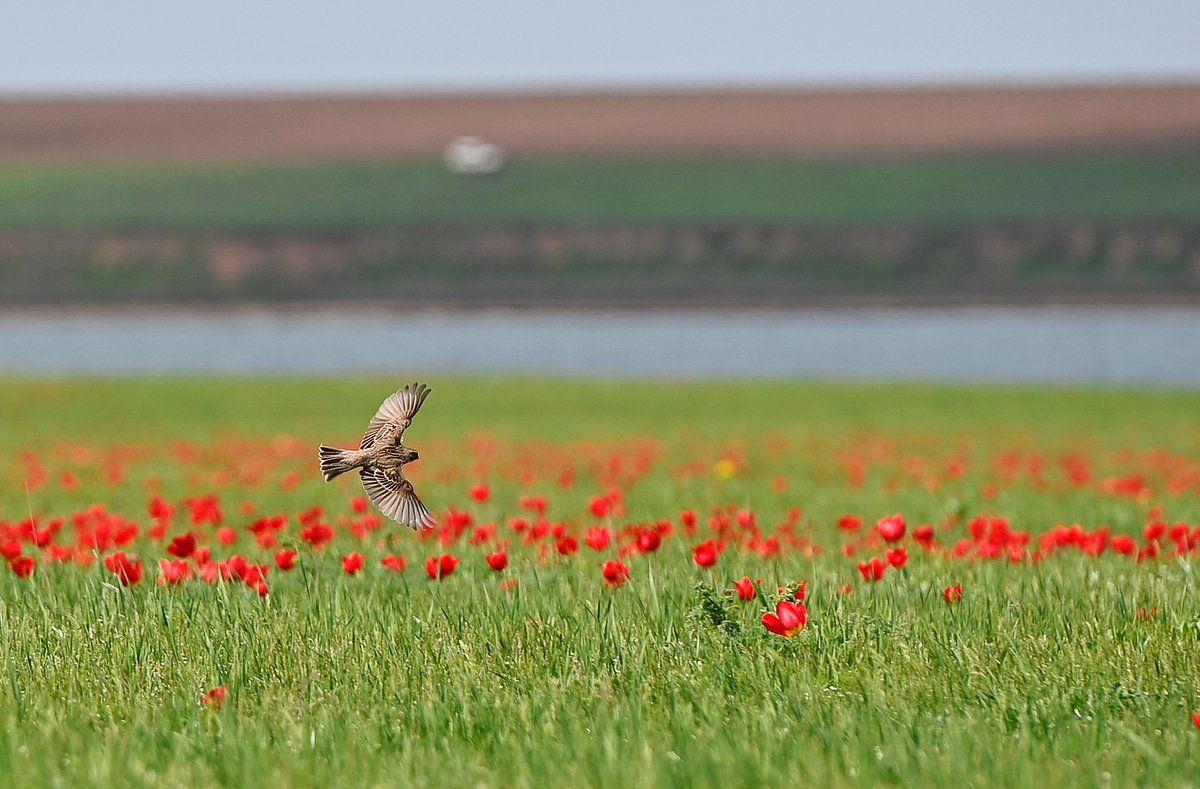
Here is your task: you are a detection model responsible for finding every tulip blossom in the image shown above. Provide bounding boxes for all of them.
[944,583,964,603]
[469,484,490,503]
[300,522,333,548]
[732,576,755,601]
[857,557,887,582]
[9,556,36,579]
[589,495,611,518]
[636,529,661,554]
[1110,535,1136,556]
[426,553,459,580]
[601,560,630,587]
[103,552,143,586]
[876,514,906,542]
[158,558,191,586]
[486,550,508,571]
[885,546,908,569]
[342,552,364,575]
[680,509,697,532]
[201,686,228,709]
[166,533,196,558]
[761,600,808,638]
[381,554,407,573]
[838,514,862,532]
[584,526,611,552]
[274,549,298,571]
[693,540,719,568]
[519,495,548,515]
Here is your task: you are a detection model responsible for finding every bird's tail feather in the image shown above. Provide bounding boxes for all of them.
[319,445,359,481]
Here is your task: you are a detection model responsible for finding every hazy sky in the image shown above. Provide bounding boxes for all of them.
[3,0,1198,94]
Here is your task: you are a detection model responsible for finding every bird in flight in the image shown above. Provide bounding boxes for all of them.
[318,382,437,530]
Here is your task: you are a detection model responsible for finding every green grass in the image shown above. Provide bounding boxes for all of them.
[1,377,1199,787]
[2,152,1200,228]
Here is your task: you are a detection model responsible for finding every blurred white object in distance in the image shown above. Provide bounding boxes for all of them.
[443,136,506,175]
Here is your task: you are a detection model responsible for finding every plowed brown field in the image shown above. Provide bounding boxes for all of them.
[3,84,1200,163]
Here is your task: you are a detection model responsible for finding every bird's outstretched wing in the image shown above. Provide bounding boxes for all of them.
[359,382,431,450]
[360,465,437,530]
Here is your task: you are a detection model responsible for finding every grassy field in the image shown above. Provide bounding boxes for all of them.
[2,152,1200,228]
[1,377,1199,787]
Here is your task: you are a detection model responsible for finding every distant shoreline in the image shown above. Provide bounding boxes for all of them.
[4,292,1200,318]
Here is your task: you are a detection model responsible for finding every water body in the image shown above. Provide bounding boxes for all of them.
[0,307,1197,385]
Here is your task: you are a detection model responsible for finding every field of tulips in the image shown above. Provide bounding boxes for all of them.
[1,377,1198,786]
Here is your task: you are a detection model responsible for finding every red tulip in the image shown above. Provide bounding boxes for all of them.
[636,529,661,554]
[761,600,807,637]
[555,536,579,556]
[342,552,364,575]
[584,526,611,552]
[486,550,508,571]
[692,540,719,568]
[381,554,407,572]
[158,558,191,586]
[1110,535,1136,556]
[166,533,196,558]
[877,514,906,542]
[519,495,548,515]
[9,556,36,579]
[589,495,611,518]
[201,686,227,709]
[274,549,298,571]
[885,546,908,569]
[350,496,369,513]
[733,576,755,601]
[680,509,697,533]
[837,514,862,532]
[426,553,459,580]
[1193,712,1200,730]
[601,560,630,587]
[300,522,333,548]
[857,556,887,582]
[469,484,490,503]
[186,495,223,526]
[241,562,268,587]
[944,582,964,603]
[216,527,236,546]
[103,552,143,586]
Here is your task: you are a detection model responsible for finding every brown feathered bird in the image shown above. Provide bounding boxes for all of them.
[318,382,437,530]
